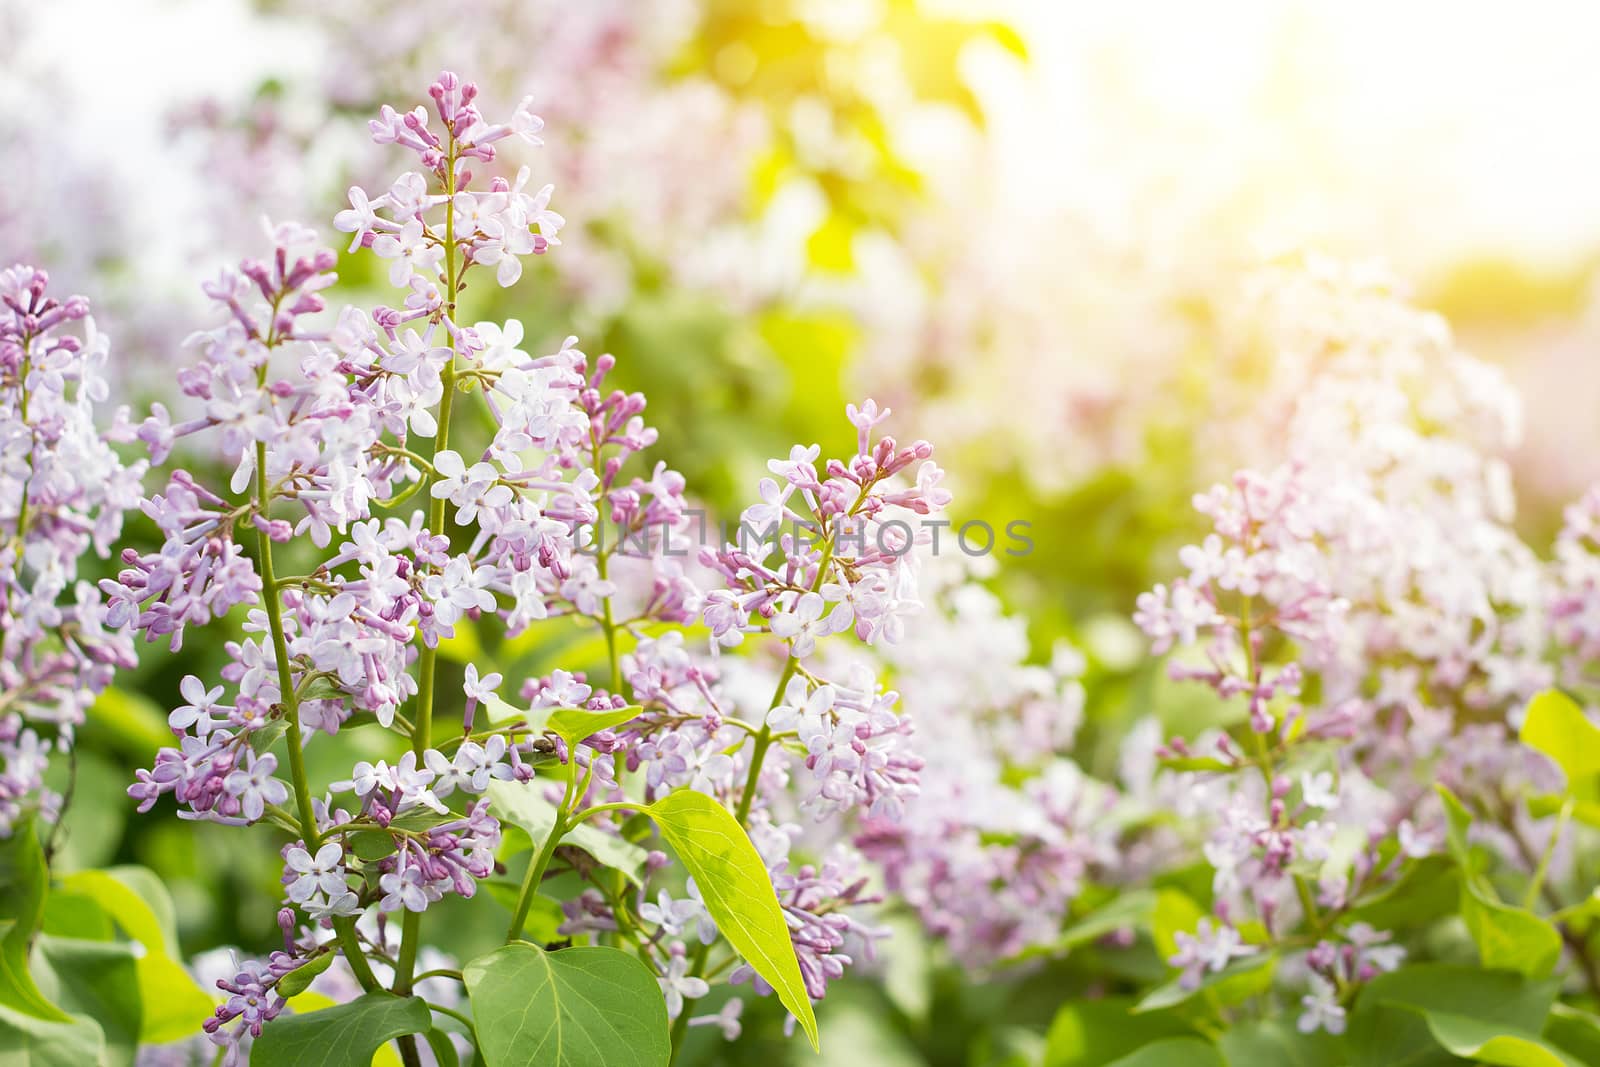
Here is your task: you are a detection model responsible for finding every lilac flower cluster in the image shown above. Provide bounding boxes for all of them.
[90,70,950,1060]
[0,265,144,837]
[857,562,1120,965]
[1130,262,1567,1031]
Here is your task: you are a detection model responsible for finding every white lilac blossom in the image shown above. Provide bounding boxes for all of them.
[101,70,951,1057]
[0,265,144,837]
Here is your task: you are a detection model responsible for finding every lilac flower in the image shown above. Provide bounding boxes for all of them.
[638,881,716,945]
[283,841,349,903]
[686,999,743,1042]
[658,944,710,1020]
[225,752,288,823]
[1297,975,1347,1035]
[1168,919,1256,990]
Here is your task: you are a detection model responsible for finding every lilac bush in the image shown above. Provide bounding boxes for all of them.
[7,49,1600,1067]
[18,70,949,1066]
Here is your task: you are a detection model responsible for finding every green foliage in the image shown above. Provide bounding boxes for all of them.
[1104,1037,1222,1067]
[1347,963,1560,1067]
[646,789,819,1050]
[275,953,335,999]
[1133,953,1276,1014]
[0,819,70,1023]
[1437,786,1563,978]
[1041,998,1195,1066]
[488,779,650,886]
[1520,689,1600,826]
[1215,1020,1343,1066]
[57,867,213,1043]
[0,822,213,1063]
[462,942,669,1067]
[249,992,432,1067]
[546,705,643,749]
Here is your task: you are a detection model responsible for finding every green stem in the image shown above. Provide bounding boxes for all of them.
[506,755,579,941]
[253,386,382,996]
[505,811,567,942]
[567,801,642,826]
[1526,796,1575,910]
[590,426,624,696]
[255,440,319,845]
[332,916,382,992]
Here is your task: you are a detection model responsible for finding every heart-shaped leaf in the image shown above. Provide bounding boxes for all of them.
[646,789,818,1049]
[249,992,431,1067]
[463,943,669,1067]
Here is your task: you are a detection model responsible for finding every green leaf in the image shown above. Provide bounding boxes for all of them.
[346,809,461,863]
[1216,1020,1343,1066]
[1461,881,1562,978]
[546,706,642,750]
[1346,856,1459,929]
[1411,1009,1581,1067]
[1149,889,1204,960]
[0,1002,105,1067]
[249,992,431,1067]
[1042,998,1195,1067]
[1436,784,1475,871]
[1349,963,1559,1067]
[40,892,114,941]
[276,953,335,999]
[1105,1037,1223,1067]
[0,819,72,1022]
[1520,690,1600,783]
[32,936,141,1067]
[1434,785,1562,977]
[1134,953,1276,1014]
[423,1027,460,1067]
[1545,1003,1600,1062]
[58,868,214,1043]
[481,693,551,729]
[1519,691,1600,824]
[487,780,649,886]
[646,789,819,1049]
[463,943,669,1067]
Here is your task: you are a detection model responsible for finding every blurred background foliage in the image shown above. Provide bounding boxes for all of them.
[9,0,1600,1062]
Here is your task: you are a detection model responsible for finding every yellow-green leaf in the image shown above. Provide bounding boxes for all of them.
[59,868,214,1043]
[1520,691,1600,783]
[646,790,818,1049]
[546,706,642,750]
